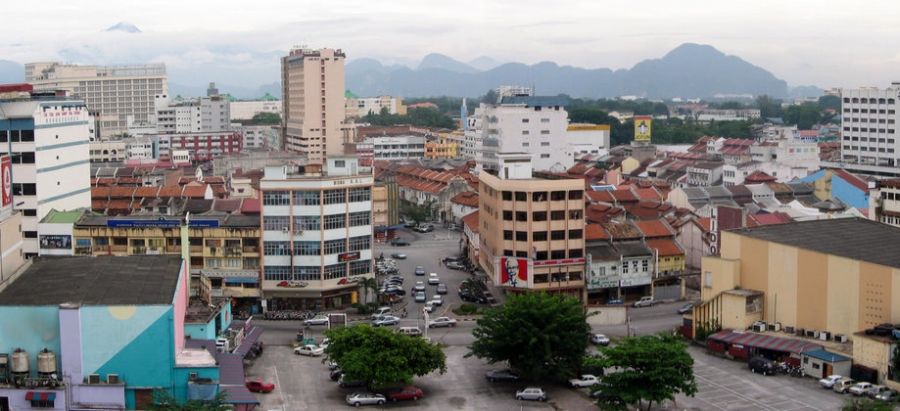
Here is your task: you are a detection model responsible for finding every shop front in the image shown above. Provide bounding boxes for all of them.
[262,283,358,312]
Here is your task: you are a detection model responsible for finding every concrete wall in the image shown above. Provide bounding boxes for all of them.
[0,306,61,368]
[853,335,892,383]
[586,305,626,326]
[0,387,66,410]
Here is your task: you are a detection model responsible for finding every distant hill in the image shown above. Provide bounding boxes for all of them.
[346,43,790,99]
[105,22,141,33]
[0,60,23,84]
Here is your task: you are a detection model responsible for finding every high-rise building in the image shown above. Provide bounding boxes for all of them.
[260,156,374,310]
[281,47,349,164]
[25,62,168,139]
[0,89,93,257]
[478,154,586,301]
[838,84,900,175]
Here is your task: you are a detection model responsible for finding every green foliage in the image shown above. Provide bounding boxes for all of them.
[693,320,721,342]
[250,112,281,125]
[324,325,446,388]
[360,106,457,129]
[146,390,229,411]
[842,397,895,411]
[755,95,783,118]
[358,277,378,304]
[581,354,607,376]
[819,95,842,111]
[452,303,482,316]
[594,334,698,411]
[400,200,435,224]
[353,302,378,315]
[468,293,590,381]
[783,103,823,129]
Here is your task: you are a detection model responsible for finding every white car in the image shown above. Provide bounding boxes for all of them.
[591,333,610,346]
[849,382,874,396]
[293,344,324,356]
[819,374,842,389]
[372,315,401,327]
[632,296,655,307]
[428,316,457,328]
[428,273,440,285]
[303,315,330,326]
[431,295,443,306]
[423,301,436,313]
[413,281,426,292]
[516,387,547,401]
[345,392,386,407]
[569,374,600,388]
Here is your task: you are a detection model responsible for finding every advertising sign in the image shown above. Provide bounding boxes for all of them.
[338,251,361,262]
[107,218,220,228]
[497,256,532,288]
[634,115,652,142]
[0,155,10,211]
[40,235,72,250]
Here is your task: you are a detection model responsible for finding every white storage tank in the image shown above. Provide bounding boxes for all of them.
[37,348,57,375]
[11,348,28,374]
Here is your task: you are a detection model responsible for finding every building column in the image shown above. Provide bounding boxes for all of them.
[59,303,84,384]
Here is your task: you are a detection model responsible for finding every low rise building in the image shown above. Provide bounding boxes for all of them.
[870,178,900,227]
[567,124,610,158]
[230,99,281,121]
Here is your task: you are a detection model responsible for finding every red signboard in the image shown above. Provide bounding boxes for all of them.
[499,257,529,287]
[1,155,10,209]
[338,251,361,262]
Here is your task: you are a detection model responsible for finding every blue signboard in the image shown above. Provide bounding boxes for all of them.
[107,218,220,228]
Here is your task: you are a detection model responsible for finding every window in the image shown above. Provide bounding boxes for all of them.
[568,190,583,200]
[324,214,346,230]
[522,130,530,135]
[263,216,290,231]
[324,263,347,279]
[293,190,320,205]
[551,230,565,240]
[502,191,512,201]
[533,231,548,241]
[503,230,513,240]
[514,192,527,201]
[535,251,548,260]
[23,231,37,238]
[30,398,55,408]
[294,215,320,231]
[521,118,530,123]
[294,241,320,255]
[263,191,290,206]
[551,250,566,259]
[19,129,34,142]
[568,210,582,219]
[23,209,37,217]
[349,211,370,226]
[349,235,371,251]
[264,266,291,281]
[551,210,565,220]
[12,183,36,196]
[263,241,290,255]
[540,154,550,158]
[515,211,527,221]
[622,263,629,274]
[550,191,566,201]
[503,210,513,220]
[569,229,582,239]
[533,211,547,221]
[294,266,320,281]
[515,231,527,241]
[350,187,371,202]
[540,130,550,135]
[540,142,550,146]
[641,260,649,272]
[532,192,547,201]
[323,189,346,205]
[334,160,346,167]
[323,239,346,255]
[350,260,371,275]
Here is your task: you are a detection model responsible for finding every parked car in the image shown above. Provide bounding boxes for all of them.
[345,392,386,407]
[413,281,426,292]
[338,375,366,388]
[372,315,401,327]
[414,224,434,233]
[245,379,275,393]
[371,307,392,318]
[431,295,443,306]
[423,301,436,313]
[390,239,410,246]
[446,261,466,270]
[384,385,424,402]
[414,266,426,276]
[428,316,457,328]
[819,374,843,389]
[380,286,405,296]
[386,275,404,283]
[414,292,427,303]
[436,283,448,294]
[748,356,776,375]
[833,378,857,394]
[330,367,343,381]
[442,255,464,263]
[428,273,440,285]
[390,252,407,259]
[867,384,889,398]
[677,302,695,314]
[399,326,422,337]
[876,388,898,402]
[294,344,324,356]
[569,374,600,388]
[516,387,547,401]
[849,382,874,396]
[303,315,330,326]
[632,296,655,308]
[591,333,610,346]
[485,369,520,382]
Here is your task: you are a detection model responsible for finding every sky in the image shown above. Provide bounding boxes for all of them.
[2,0,900,89]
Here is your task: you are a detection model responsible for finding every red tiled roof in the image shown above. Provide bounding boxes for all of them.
[158,186,183,198]
[602,221,642,239]
[696,217,713,233]
[91,199,108,211]
[634,219,674,238]
[585,203,624,224]
[744,170,777,183]
[567,163,589,175]
[106,199,135,210]
[646,238,684,256]
[610,188,638,203]
[586,190,616,203]
[462,210,479,231]
[182,184,208,198]
[108,186,136,198]
[624,201,675,220]
[585,224,609,241]
[634,187,662,201]
[240,198,261,214]
[450,192,479,208]
[91,187,112,199]
[747,212,792,227]
[133,186,160,198]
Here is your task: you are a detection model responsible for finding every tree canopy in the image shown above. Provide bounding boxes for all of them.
[360,106,457,129]
[593,334,698,411]
[250,112,281,125]
[783,103,822,129]
[467,293,590,381]
[324,325,446,388]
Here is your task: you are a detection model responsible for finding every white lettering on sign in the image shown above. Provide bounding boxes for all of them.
[332,178,365,186]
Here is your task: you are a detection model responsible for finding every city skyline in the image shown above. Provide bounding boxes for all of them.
[1,0,899,89]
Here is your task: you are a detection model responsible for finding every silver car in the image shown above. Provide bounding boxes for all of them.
[345,392,386,407]
[516,387,547,401]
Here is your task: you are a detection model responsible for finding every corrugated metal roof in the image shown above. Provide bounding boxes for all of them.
[803,349,850,363]
[709,330,822,354]
[218,353,260,404]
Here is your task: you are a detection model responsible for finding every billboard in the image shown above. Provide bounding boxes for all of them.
[40,235,72,250]
[634,115,652,142]
[1,155,10,211]
[497,256,533,288]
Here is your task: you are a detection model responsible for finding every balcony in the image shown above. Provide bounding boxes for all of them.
[75,246,93,256]
[243,246,259,253]
[130,246,147,255]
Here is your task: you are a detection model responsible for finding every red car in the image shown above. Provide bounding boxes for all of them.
[245,379,275,393]
[385,385,424,402]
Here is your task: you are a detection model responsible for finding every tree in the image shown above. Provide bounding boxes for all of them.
[819,95,842,111]
[400,200,435,224]
[250,112,281,125]
[146,390,229,411]
[842,397,895,411]
[594,333,698,411]
[324,325,446,388]
[467,293,590,381]
[755,95,783,118]
[358,277,378,304]
[783,103,822,129]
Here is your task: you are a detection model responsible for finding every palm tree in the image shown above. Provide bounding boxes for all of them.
[359,277,378,304]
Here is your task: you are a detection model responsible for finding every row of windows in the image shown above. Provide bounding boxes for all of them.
[881,191,900,201]
[264,236,371,256]
[504,229,582,241]
[0,129,35,143]
[264,213,370,231]
[843,136,896,144]
[8,152,35,164]
[502,210,582,221]
[842,117,896,124]
[263,260,373,281]
[842,127,896,134]
[502,249,583,259]
[842,145,896,153]
[501,190,583,201]
[263,187,372,206]
[843,97,896,104]
[843,108,896,114]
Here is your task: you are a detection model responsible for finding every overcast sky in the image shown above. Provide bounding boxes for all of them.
[3,0,899,88]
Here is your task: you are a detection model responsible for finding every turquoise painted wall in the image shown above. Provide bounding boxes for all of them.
[0,306,61,375]
[184,302,232,340]
[173,366,220,400]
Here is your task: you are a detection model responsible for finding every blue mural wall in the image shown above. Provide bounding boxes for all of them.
[0,306,61,374]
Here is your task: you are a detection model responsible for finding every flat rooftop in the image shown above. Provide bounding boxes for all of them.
[730,218,900,269]
[0,256,182,306]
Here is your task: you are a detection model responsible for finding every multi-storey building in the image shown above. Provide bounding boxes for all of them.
[232,124,282,149]
[870,178,900,227]
[231,99,282,121]
[260,156,374,310]
[281,47,350,164]
[346,96,405,119]
[154,131,244,162]
[839,84,900,173]
[25,62,167,138]
[475,95,572,173]
[567,123,610,157]
[0,156,25,291]
[478,154,585,301]
[153,94,231,134]
[367,135,425,160]
[0,94,93,257]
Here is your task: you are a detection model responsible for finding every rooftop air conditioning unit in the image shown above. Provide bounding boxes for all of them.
[88,374,101,384]
[796,328,806,337]
[820,331,831,341]
[753,323,766,332]
[106,374,120,384]
[773,322,782,332]
[836,334,848,343]
[784,326,795,334]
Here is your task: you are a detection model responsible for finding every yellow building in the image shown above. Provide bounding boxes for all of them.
[72,214,262,311]
[478,154,586,301]
[693,218,900,347]
[425,134,460,159]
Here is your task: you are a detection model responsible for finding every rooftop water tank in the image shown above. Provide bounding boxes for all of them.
[37,349,56,374]
[11,349,28,374]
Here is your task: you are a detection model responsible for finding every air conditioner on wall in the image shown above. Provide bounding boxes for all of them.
[773,322,782,332]
[106,374,120,384]
[753,323,766,332]
[820,331,831,341]
[784,326,794,334]
[796,328,806,336]
[836,334,848,343]
[88,374,100,384]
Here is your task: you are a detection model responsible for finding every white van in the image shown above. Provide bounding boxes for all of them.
[371,307,392,319]
[398,326,422,337]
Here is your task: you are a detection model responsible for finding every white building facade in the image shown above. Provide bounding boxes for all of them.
[233,124,282,150]
[567,124,611,157]
[368,135,425,160]
[346,96,403,119]
[840,84,900,170]
[231,100,282,121]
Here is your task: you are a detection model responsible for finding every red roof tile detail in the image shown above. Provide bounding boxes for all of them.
[646,238,684,256]
[634,219,674,238]
[585,224,609,241]
[450,192,479,208]
[462,211,479,231]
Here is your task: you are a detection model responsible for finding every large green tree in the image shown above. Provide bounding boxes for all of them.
[593,334,698,411]
[324,325,446,388]
[783,103,822,129]
[146,391,229,411]
[467,293,590,381]
[250,112,281,125]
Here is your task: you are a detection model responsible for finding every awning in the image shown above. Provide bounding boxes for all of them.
[25,392,56,401]
[223,277,259,284]
[233,326,263,358]
[217,353,260,405]
[708,330,822,354]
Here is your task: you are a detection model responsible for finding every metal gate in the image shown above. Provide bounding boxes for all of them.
[654,284,681,301]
